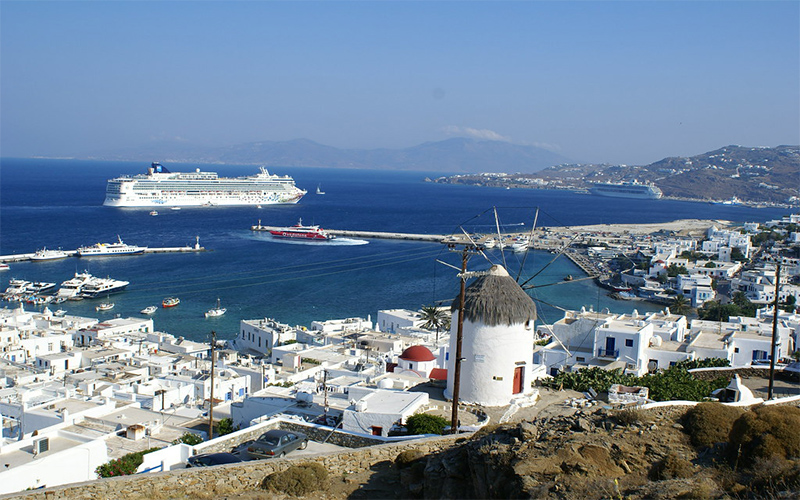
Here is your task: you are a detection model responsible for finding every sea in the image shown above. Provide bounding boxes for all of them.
[0,158,790,344]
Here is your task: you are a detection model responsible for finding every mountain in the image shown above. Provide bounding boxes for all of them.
[431,145,800,204]
[79,138,571,174]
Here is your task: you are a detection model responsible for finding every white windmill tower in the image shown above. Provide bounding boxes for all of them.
[444,264,537,407]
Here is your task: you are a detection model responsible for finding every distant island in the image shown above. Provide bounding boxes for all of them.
[427,145,800,206]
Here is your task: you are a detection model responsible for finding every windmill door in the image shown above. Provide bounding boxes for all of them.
[512,366,524,394]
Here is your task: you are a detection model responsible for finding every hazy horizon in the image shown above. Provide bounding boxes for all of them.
[1,1,798,166]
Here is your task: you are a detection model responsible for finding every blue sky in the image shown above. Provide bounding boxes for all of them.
[1,1,798,165]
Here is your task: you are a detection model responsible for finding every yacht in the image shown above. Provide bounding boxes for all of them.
[104,163,306,207]
[140,305,157,315]
[4,279,32,298]
[78,236,146,257]
[205,298,226,318]
[56,271,95,299]
[80,276,130,298]
[31,248,70,261]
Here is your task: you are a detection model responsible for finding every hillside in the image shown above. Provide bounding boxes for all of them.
[80,138,572,174]
[430,145,800,204]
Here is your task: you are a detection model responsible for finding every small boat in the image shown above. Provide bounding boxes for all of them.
[162,297,180,308]
[204,298,226,318]
[0,263,9,271]
[96,302,115,312]
[150,210,159,216]
[140,305,157,315]
[170,207,181,211]
[482,238,497,249]
[54,309,67,317]
[256,205,263,209]
[316,184,325,195]
[564,275,573,281]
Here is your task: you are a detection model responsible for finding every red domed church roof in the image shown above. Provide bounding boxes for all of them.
[399,345,435,362]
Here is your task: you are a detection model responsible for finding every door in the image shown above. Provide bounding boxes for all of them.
[605,337,616,356]
[512,366,524,394]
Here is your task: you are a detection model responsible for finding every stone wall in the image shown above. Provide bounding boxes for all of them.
[13,434,461,500]
[194,419,389,455]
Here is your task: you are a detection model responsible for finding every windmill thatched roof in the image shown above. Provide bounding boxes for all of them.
[451,265,537,326]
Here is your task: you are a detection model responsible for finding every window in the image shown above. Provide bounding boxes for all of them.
[734,347,739,353]
[625,339,633,347]
[576,357,586,363]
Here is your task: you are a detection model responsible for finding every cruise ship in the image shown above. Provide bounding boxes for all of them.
[589,181,663,200]
[103,163,307,207]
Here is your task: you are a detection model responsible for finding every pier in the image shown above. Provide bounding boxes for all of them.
[0,241,205,264]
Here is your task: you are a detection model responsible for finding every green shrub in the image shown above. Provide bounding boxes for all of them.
[649,452,694,480]
[683,403,744,449]
[172,432,203,446]
[405,413,449,435]
[261,462,328,496]
[95,447,162,478]
[216,417,238,436]
[729,405,800,467]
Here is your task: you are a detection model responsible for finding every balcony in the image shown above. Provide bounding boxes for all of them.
[597,348,619,360]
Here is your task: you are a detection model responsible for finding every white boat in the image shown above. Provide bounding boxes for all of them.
[170,207,181,211]
[103,163,306,207]
[482,238,497,249]
[204,298,226,318]
[96,302,114,312]
[56,271,94,299]
[30,282,57,294]
[316,184,325,195]
[589,180,662,200]
[54,309,67,317]
[80,276,130,298]
[140,305,157,315]
[509,237,530,252]
[150,210,159,216]
[0,263,9,271]
[4,279,32,297]
[30,248,70,261]
[78,236,146,257]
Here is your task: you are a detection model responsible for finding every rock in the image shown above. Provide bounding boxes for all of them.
[573,417,593,432]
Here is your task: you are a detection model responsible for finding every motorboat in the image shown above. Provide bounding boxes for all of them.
[30,248,70,261]
[316,184,325,195]
[96,302,115,311]
[509,237,530,252]
[205,298,226,318]
[140,305,157,315]
[0,263,9,271]
[162,297,180,308]
[269,218,335,241]
[54,309,67,317]
[150,210,159,216]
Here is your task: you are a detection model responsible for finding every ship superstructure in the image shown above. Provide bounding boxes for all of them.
[589,181,663,200]
[104,163,306,207]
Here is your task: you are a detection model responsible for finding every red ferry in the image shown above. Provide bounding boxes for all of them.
[269,218,335,241]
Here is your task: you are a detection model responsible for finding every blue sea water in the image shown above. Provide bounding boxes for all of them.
[0,158,789,343]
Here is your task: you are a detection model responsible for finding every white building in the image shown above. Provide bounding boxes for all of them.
[341,386,429,437]
[238,318,297,356]
[445,265,537,406]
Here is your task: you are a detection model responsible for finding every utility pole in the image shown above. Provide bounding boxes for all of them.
[208,330,216,440]
[767,264,781,400]
[450,247,468,434]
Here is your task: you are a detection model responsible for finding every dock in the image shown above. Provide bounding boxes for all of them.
[0,243,205,264]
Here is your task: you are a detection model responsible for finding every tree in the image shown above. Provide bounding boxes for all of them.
[704,262,717,269]
[671,294,691,315]
[216,417,238,436]
[667,264,688,277]
[730,247,746,262]
[419,305,450,340]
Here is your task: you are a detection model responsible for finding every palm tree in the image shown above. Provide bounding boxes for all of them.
[670,294,690,315]
[419,305,450,344]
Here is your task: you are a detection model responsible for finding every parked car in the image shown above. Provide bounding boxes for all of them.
[186,452,243,468]
[244,429,308,459]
